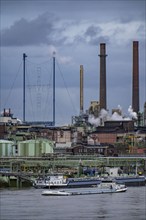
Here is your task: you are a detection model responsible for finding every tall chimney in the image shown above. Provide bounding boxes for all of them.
[144,102,146,126]
[132,41,139,113]
[99,43,107,110]
[80,65,84,114]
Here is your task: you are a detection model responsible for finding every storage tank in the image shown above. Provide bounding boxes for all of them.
[34,140,42,157]
[18,139,54,157]
[18,140,37,156]
[41,140,54,154]
[0,140,14,156]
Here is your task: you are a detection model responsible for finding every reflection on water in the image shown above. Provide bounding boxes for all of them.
[0,187,146,220]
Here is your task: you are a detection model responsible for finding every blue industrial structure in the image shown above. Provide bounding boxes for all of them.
[23,53,55,126]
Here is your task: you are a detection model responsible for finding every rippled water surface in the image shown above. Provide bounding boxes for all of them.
[0,187,146,220]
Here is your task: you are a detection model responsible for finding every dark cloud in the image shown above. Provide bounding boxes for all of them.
[89,36,110,45]
[85,26,102,37]
[1,10,111,48]
[84,25,109,45]
[1,12,66,46]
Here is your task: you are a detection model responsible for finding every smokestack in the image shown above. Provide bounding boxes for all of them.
[132,41,139,113]
[9,108,11,116]
[3,108,6,116]
[80,65,84,114]
[99,43,107,110]
[144,102,146,126]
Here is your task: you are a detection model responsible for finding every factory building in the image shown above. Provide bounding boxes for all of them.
[0,41,145,157]
[0,109,21,124]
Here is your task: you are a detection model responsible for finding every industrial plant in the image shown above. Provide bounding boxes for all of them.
[0,41,146,155]
[0,41,146,187]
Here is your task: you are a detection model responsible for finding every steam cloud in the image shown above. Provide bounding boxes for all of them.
[88,105,137,127]
[128,105,137,120]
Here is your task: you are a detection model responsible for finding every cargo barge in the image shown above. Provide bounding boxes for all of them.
[33,174,146,188]
[41,181,127,196]
[33,174,101,188]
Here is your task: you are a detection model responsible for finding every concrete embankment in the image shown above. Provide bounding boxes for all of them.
[0,176,9,188]
[0,176,32,188]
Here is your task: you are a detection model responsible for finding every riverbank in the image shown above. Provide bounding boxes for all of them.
[0,176,32,188]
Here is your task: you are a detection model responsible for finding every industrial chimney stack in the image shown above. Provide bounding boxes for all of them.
[80,65,84,114]
[99,43,107,110]
[132,41,139,113]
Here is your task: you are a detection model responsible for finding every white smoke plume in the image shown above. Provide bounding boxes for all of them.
[128,105,137,119]
[111,112,123,121]
[100,109,109,119]
[88,105,138,127]
[117,104,122,111]
[88,108,110,126]
[88,115,101,127]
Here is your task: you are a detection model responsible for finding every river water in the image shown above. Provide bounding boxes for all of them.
[0,187,146,220]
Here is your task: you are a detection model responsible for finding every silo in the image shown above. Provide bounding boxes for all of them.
[0,140,14,156]
[18,140,35,157]
[28,141,35,156]
[18,141,28,156]
[17,139,54,157]
[42,140,54,154]
[34,139,54,156]
[34,140,42,157]
[41,140,46,154]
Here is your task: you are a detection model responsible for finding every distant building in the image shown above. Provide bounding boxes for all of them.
[0,109,21,125]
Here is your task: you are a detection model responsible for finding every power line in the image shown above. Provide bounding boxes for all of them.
[56,59,77,114]
[25,57,53,122]
[4,61,22,107]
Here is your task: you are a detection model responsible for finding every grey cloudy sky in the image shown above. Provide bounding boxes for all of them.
[0,0,146,125]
